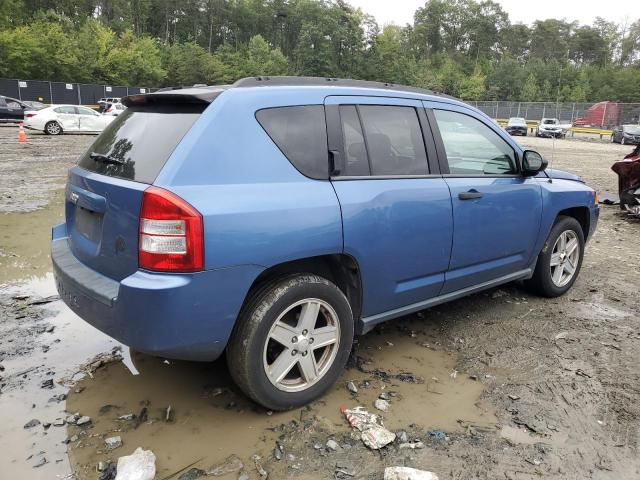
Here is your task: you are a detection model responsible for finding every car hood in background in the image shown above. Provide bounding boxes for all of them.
[536,168,584,183]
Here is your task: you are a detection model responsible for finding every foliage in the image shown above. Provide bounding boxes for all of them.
[0,0,638,102]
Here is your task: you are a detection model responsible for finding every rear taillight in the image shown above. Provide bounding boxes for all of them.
[25,113,36,118]
[138,187,204,272]
[106,107,112,113]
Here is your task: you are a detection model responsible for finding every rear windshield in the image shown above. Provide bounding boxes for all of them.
[78,104,203,183]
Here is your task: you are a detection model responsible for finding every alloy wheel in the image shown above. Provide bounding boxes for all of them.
[263,298,340,393]
[549,230,580,288]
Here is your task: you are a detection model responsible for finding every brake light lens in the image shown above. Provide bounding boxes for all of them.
[25,113,36,118]
[139,187,204,272]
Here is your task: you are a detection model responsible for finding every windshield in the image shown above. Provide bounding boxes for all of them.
[542,119,557,125]
[508,118,526,126]
[623,125,640,135]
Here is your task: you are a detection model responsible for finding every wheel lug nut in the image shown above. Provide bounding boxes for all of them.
[302,329,308,335]
[309,338,314,344]
[301,351,308,356]
[292,336,298,343]
[291,349,297,356]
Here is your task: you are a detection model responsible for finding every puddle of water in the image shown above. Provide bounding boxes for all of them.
[66,319,495,478]
[0,273,117,479]
[0,190,64,284]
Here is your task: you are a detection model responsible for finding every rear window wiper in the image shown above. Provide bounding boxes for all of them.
[89,152,125,165]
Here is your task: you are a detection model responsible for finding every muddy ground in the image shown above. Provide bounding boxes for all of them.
[0,125,638,480]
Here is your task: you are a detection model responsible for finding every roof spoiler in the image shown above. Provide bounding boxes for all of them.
[122,87,226,107]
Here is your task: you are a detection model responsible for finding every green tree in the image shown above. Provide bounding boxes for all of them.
[520,73,539,101]
[458,66,486,100]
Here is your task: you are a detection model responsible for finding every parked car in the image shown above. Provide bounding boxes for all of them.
[102,102,126,116]
[611,124,640,145]
[23,105,115,135]
[611,144,640,216]
[0,95,45,123]
[536,118,567,138]
[98,97,121,106]
[505,117,528,136]
[52,77,599,410]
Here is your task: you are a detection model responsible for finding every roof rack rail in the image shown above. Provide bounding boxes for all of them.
[232,76,450,98]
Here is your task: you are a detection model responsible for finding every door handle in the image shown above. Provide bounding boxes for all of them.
[458,190,483,200]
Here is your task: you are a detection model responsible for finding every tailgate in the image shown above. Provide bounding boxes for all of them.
[66,92,220,281]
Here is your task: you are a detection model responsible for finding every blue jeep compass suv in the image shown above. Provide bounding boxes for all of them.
[52,77,599,410]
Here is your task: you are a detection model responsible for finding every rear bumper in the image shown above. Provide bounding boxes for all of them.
[52,223,263,361]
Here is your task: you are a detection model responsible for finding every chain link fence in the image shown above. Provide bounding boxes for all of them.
[0,78,153,106]
[469,101,640,128]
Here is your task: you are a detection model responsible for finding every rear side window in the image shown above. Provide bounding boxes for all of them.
[78,104,203,184]
[256,105,328,179]
[358,106,428,176]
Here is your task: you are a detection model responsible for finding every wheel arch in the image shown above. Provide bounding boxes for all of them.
[556,206,590,240]
[244,254,363,325]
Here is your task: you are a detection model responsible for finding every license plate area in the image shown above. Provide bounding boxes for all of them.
[75,206,103,243]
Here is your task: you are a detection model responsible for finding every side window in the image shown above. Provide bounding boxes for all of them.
[0,97,8,108]
[358,106,428,176]
[256,105,328,179]
[54,106,77,114]
[434,109,517,175]
[77,106,98,116]
[7,101,21,109]
[339,106,369,176]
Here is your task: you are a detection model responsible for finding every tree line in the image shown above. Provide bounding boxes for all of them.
[1,0,639,102]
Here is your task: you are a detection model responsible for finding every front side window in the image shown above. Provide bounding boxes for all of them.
[359,106,428,176]
[256,105,328,179]
[434,109,517,175]
[77,106,98,116]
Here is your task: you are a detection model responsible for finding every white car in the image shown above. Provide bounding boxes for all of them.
[23,105,116,135]
[103,102,126,116]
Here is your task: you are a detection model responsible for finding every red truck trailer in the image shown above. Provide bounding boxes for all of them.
[574,101,620,128]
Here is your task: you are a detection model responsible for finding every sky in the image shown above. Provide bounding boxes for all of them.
[346,0,637,27]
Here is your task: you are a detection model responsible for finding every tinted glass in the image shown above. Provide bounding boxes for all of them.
[256,105,328,179]
[55,106,76,114]
[78,104,203,184]
[434,109,517,175]
[6,101,21,109]
[358,106,428,176]
[339,106,369,176]
[0,97,7,107]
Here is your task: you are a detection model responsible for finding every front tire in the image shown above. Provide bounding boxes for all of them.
[227,274,354,410]
[45,121,62,135]
[524,216,585,297]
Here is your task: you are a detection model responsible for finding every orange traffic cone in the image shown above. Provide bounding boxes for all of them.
[18,122,27,144]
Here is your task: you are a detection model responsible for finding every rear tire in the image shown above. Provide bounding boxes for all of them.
[524,216,585,298]
[227,274,354,411]
[45,121,62,135]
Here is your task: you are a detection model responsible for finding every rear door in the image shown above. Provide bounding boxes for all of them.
[426,103,542,293]
[326,96,453,321]
[54,106,80,131]
[67,101,206,280]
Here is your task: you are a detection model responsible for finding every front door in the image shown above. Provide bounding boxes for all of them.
[55,106,80,131]
[326,96,453,324]
[77,106,103,132]
[427,104,543,293]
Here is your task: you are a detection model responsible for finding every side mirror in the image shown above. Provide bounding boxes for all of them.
[522,150,548,176]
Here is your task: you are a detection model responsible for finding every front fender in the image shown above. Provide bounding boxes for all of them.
[534,177,598,255]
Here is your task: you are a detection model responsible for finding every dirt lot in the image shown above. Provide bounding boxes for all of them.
[0,125,638,480]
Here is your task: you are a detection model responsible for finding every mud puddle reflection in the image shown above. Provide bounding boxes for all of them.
[0,274,118,479]
[67,318,495,479]
[0,189,64,284]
